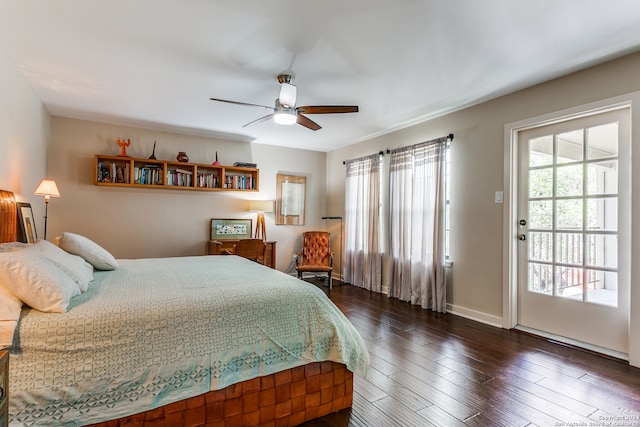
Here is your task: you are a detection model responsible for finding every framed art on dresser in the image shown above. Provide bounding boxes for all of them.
[210,218,252,240]
[16,202,37,243]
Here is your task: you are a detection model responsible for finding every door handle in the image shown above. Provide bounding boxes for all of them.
[518,219,527,241]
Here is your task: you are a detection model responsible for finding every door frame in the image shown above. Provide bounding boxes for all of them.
[502,93,639,364]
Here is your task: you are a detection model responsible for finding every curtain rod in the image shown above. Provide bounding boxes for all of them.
[343,150,385,165]
[342,133,453,164]
[385,133,454,154]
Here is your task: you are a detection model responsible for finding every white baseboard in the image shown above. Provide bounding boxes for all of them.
[446,303,503,328]
[446,306,629,360]
[514,325,629,361]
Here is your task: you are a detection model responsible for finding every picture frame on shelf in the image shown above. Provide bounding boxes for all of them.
[210,218,253,240]
[16,202,37,243]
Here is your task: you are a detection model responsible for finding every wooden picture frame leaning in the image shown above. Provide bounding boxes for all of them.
[210,218,252,240]
[16,202,37,243]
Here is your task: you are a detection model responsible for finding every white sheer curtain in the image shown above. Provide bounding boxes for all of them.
[388,138,446,312]
[344,153,382,292]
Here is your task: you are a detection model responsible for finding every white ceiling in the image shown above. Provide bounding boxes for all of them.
[2,1,640,152]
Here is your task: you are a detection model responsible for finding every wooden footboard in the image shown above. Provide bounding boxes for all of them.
[89,361,353,427]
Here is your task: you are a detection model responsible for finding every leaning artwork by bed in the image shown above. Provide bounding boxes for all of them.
[0,191,369,427]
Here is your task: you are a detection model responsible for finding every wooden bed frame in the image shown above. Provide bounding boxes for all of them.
[0,190,354,426]
[89,362,352,427]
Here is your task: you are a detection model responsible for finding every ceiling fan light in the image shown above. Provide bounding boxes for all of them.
[278,83,297,108]
[273,110,297,125]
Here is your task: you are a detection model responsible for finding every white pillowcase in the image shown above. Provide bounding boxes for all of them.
[0,250,80,313]
[58,232,119,271]
[0,241,31,252]
[0,284,22,348]
[34,239,94,292]
[0,284,22,319]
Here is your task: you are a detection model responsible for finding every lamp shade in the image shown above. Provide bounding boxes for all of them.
[249,200,274,213]
[273,110,297,125]
[278,83,297,108]
[34,179,60,198]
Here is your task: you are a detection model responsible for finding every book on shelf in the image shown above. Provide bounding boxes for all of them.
[233,162,257,168]
[173,168,193,175]
[224,174,254,190]
[166,169,193,187]
[133,166,162,185]
[97,161,130,184]
[197,172,218,188]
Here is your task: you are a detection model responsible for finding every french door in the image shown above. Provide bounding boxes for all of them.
[517,108,630,355]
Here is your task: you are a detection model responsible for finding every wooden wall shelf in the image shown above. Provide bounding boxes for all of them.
[94,155,259,192]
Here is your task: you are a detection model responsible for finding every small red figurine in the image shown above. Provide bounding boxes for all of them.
[117,138,131,157]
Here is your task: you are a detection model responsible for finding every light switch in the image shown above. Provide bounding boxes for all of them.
[495,191,503,204]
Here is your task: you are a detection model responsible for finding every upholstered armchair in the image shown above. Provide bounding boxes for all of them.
[295,231,333,289]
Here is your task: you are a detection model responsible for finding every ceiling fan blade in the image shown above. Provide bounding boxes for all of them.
[297,114,322,131]
[297,105,359,114]
[243,114,273,128]
[210,98,274,111]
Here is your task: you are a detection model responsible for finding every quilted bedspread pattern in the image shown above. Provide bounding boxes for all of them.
[8,256,369,426]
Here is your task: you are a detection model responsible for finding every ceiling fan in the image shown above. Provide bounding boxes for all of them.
[210,73,358,131]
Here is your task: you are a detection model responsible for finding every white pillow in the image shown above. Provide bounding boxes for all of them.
[0,320,17,349]
[0,284,22,348]
[34,239,94,292]
[0,241,31,252]
[0,251,80,313]
[0,284,22,320]
[58,232,119,271]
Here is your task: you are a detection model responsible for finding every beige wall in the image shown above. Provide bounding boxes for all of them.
[0,45,50,211]
[47,117,327,271]
[327,52,640,365]
[3,37,639,365]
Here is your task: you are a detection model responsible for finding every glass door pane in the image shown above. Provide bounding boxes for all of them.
[525,121,619,307]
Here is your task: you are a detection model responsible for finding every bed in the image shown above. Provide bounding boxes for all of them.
[0,190,369,426]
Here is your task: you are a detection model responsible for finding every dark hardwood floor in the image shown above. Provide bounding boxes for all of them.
[304,281,640,427]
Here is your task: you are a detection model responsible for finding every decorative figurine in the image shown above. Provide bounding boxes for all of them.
[177,151,189,162]
[148,140,157,160]
[212,151,221,166]
[117,138,131,157]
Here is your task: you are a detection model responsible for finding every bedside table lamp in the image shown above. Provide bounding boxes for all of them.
[249,200,274,241]
[34,179,60,240]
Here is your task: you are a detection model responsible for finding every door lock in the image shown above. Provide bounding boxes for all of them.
[519,234,526,241]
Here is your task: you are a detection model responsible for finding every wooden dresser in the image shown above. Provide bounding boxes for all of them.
[0,350,7,427]
[208,240,276,269]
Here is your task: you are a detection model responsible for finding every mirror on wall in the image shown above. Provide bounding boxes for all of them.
[275,174,306,225]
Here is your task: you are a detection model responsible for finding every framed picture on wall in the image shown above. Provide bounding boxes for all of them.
[210,218,253,240]
[16,202,37,243]
[275,174,306,225]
